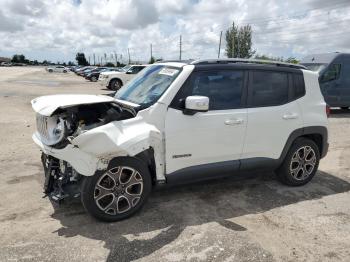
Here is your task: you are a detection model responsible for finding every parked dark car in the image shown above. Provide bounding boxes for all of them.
[82,67,108,77]
[85,68,119,82]
[301,52,350,109]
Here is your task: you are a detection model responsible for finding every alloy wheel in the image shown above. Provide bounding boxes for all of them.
[114,81,121,90]
[289,146,316,181]
[94,166,143,215]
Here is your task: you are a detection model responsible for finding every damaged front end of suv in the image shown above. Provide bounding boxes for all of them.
[31,64,184,220]
[32,95,138,203]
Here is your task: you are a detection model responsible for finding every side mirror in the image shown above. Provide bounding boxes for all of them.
[184,96,209,115]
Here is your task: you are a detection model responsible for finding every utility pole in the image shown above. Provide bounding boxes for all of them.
[150,43,153,61]
[179,35,182,60]
[237,32,240,58]
[114,51,118,66]
[88,56,91,65]
[127,48,131,64]
[218,31,222,59]
[93,53,95,65]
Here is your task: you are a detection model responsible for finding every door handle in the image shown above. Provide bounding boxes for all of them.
[282,113,298,120]
[225,118,244,125]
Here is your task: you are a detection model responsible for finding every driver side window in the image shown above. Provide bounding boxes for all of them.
[187,70,244,110]
[321,64,341,82]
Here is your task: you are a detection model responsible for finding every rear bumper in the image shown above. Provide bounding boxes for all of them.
[32,132,100,176]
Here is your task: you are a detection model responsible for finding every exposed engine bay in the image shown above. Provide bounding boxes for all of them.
[36,102,136,149]
[37,101,137,202]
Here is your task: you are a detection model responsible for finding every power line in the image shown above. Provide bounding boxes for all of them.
[252,17,350,37]
[235,0,350,25]
[179,35,182,60]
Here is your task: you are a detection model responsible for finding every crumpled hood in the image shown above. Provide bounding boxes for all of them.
[31,94,115,116]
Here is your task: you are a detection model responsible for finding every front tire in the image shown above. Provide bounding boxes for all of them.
[109,79,122,91]
[341,107,349,110]
[81,157,152,222]
[91,76,97,82]
[277,138,320,186]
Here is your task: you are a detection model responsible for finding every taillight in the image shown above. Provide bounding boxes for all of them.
[326,105,331,118]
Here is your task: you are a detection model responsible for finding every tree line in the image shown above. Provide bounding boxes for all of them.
[225,21,299,64]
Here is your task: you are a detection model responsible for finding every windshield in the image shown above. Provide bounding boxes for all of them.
[302,63,327,72]
[120,65,131,72]
[115,65,181,108]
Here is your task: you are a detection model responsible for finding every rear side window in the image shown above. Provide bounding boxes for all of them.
[188,70,244,110]
[293,73,306,99]
[320,64,341,83]
[250,71,289,107]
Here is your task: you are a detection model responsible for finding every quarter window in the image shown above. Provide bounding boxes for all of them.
[293,73,306,99]
[250,71,289,107]
[188,70,244,110]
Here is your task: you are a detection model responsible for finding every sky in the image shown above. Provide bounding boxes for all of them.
[0,0,349,64]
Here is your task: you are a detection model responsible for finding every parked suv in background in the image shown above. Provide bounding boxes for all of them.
[301,52,350,109]
[98,64,147,90]
[31,59,329,221]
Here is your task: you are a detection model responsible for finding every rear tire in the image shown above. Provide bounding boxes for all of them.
[109,79,122,91]
[276,138,320,186]
[81,157,152,222]
[48,69,53,73]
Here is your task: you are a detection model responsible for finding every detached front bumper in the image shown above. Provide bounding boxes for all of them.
[32,132,102,176]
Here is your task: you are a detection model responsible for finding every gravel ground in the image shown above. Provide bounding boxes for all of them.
[0,66,349,262]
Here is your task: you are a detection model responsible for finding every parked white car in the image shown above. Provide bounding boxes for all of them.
[46,65,68,73]
[31,59,329,221]
[0,62,12,67]
[98,65,147,90]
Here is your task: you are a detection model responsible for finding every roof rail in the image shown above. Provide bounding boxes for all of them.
[155,59,194,64]
[191,58,307,69]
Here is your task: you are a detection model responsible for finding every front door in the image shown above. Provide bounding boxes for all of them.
[165,69,248,176]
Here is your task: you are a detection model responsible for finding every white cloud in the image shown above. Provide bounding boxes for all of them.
[0,0,349,63]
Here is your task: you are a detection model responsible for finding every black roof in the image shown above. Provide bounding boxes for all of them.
[191,58,306,69]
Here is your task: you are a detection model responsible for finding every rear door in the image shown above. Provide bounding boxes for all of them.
[241,70,303,163]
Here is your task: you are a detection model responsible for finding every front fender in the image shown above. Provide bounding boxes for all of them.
[72,117,165,180]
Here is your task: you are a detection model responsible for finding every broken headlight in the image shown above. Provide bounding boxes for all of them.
[36,114,67,146]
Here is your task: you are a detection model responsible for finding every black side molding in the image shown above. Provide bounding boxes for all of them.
[165,126,328,185]
[166,160,240,185]
[278,126,328,162]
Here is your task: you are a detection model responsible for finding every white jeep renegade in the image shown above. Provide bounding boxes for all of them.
[32,59,329,222]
